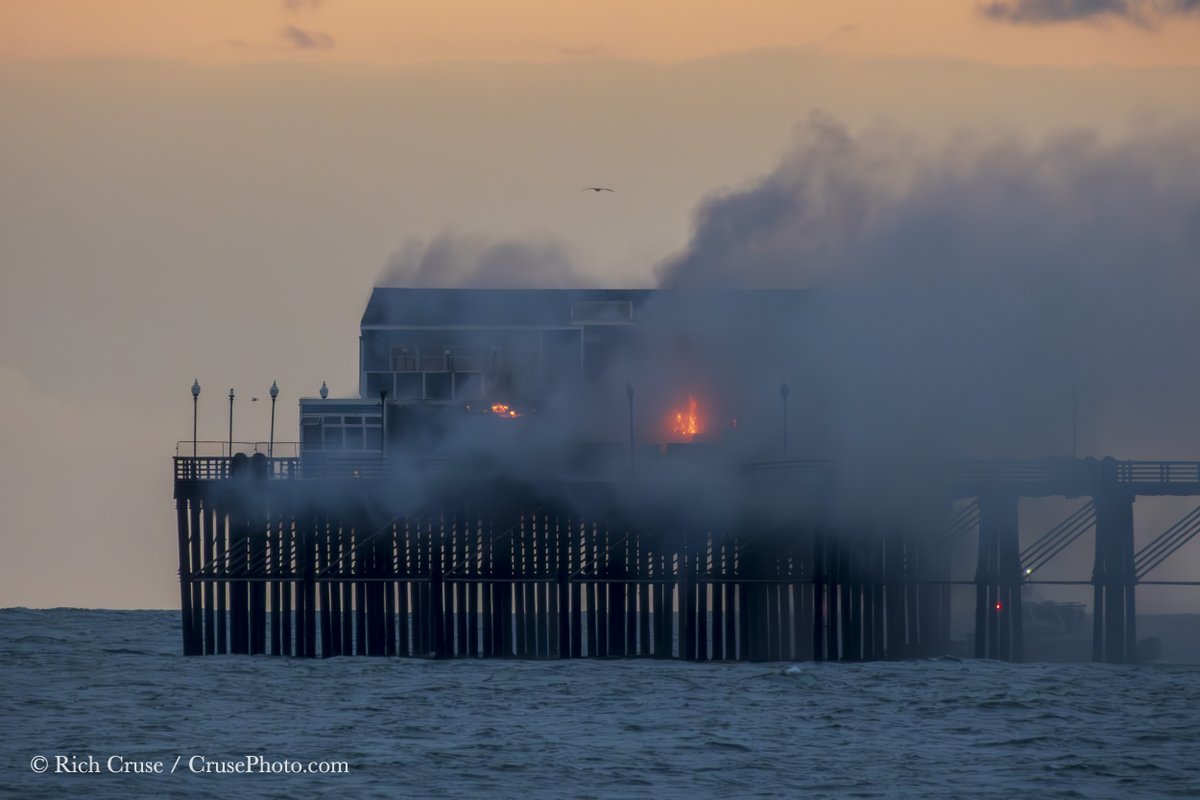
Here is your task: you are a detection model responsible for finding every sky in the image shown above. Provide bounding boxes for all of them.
[1,1,1199,609]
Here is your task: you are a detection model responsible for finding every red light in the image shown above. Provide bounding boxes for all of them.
[994,602,1003,611]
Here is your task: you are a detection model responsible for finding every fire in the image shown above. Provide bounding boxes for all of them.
[669,396,702,439]
[490,403,521,418]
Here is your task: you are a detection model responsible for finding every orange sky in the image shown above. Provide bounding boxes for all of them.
[3,0,1199,67]
[2,2,1199,609]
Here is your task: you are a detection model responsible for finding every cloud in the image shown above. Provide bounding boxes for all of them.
[980,0,1200,25]
[377,234,587,289]
[281,25,334,50]
[282,0,322,11]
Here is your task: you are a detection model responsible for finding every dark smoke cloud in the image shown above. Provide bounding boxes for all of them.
[657,115,1200,471]
[282,25,334,49]
[980,0,1200,25]
[377,235,587,289]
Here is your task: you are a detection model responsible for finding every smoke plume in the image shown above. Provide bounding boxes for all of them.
[657,115,1200,471]
[377,234,587,289]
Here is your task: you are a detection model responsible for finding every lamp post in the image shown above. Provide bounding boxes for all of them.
[191,379,201,459]
[780,382,790,457]
[268,380,279,459]
[228,388,235,459]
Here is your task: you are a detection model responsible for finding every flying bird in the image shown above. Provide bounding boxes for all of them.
[251,397,259,402]
[582,187,614,192]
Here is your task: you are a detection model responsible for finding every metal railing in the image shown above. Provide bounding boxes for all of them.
[174,452,1200,489]
[1117,461,1200,485]
[174,456,300,481]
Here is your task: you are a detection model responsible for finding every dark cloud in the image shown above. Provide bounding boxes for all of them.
[377,235,587,289]
[281,25,334,49]
[980,0,1200,25]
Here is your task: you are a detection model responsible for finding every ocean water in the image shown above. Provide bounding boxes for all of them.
[2,609,1198,799]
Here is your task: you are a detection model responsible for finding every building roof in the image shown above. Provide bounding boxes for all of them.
[360,287,810,329]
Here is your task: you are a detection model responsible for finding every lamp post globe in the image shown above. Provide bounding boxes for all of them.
[268,381,279,459]
[228,388,235,459]
[191,379,201,460]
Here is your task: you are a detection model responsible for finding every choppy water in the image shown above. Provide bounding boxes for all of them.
[2,609,1199,798]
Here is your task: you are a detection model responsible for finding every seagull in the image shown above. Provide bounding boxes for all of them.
[582,187,614,192]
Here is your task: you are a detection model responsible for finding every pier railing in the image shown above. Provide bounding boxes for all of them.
[174,456,301,481]
[174,451,1200,496]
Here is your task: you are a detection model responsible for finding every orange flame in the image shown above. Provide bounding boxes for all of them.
[669,396,702,439]
[490,402,521,418]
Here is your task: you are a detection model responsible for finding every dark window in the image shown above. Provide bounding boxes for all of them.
[342,427,364,450]
[395,373,422,400]
[323,426,343,449]
[365,372,391,397]
[425,372,452,401]
[391,347,419,372]
[301,419,322,450]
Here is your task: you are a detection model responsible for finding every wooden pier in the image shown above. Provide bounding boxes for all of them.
[173,453,1200,662]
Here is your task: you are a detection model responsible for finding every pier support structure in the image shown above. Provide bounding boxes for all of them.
[1092,490,1137,663]
[974,494,1023,661]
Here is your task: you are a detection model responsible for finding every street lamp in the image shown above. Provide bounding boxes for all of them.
[268,380,279,459]
[191,379,201,459]
[228,388,235,459]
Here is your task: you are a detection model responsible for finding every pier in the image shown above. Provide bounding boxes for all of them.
[172,288,1200,662]
[172,452,1200,661]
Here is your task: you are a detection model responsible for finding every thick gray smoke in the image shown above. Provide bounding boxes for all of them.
[657,116,1200,476]
[378,235,586,289]
[980,0,1200,25]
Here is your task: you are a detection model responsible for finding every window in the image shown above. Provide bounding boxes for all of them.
[301,418,322,450]
[314,414,383,452]
[323,425,343,450]
[391,347,419,372]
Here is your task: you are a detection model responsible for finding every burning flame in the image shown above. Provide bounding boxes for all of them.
[670,396,702,439]
[490,403,521,418]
